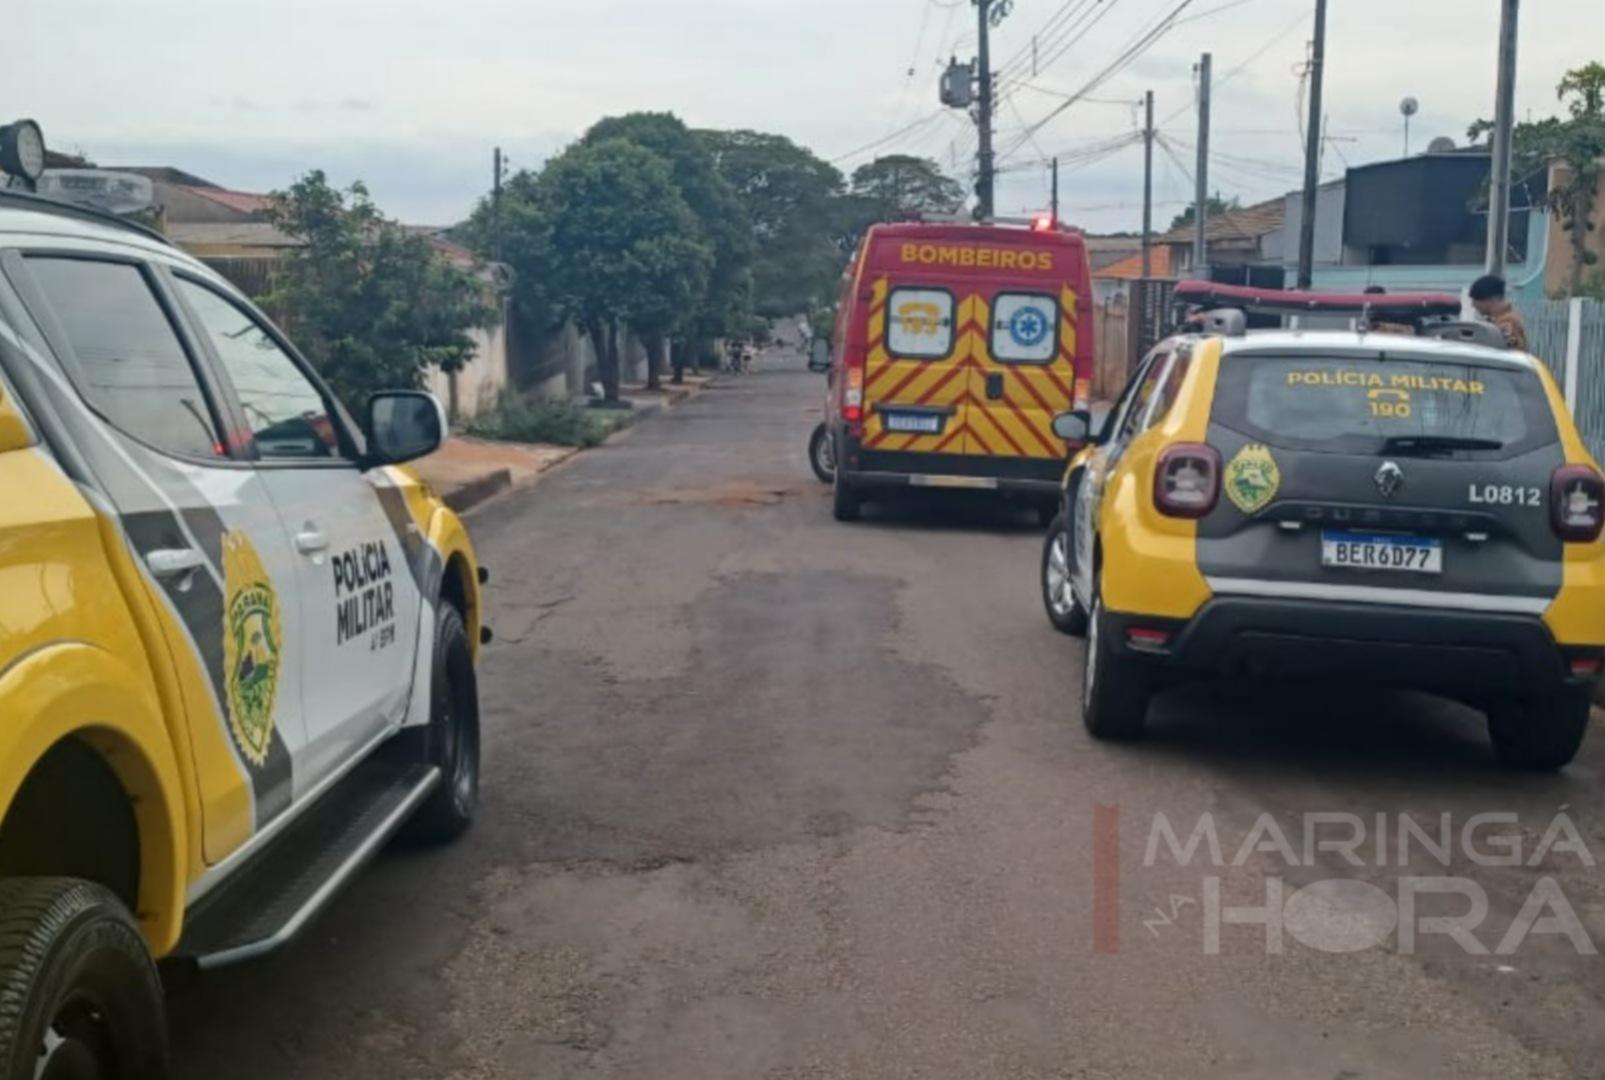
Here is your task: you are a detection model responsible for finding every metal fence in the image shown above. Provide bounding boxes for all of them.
[1520,297,1605,463]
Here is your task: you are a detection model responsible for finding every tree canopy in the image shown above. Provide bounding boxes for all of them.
[849,154,965,220]
[1471,61,1605,294]
[583,113,752,342]
[484,139,711,400]
[697,129,852,318]
[264,170,495,409]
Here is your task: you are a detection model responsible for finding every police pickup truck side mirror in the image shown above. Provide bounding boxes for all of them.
[808,338,832,373]
[365,390,446,466]
[1051,409,1092,446]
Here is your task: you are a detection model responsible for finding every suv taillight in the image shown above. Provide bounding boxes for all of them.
[1154,443,1221,519]
[1550,464,1605,542]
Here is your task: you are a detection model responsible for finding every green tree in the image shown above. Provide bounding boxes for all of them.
[264,170,496,409]
[1168,194,1241,232]
[583,113,752,380]
[1472,62,1605,295]
[849,154,965,220]
[497,139,711,403]
[698,129,849,318]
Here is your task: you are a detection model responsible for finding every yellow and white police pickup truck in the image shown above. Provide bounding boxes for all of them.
[0,191,486,1077]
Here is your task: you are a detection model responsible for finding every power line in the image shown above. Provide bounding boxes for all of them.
[828,109,948,166]
[993,0,1099,81]
[996,0,1128,98]
[1157,8,1308,128]
[997,0,1200,163]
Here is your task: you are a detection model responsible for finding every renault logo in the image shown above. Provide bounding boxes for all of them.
[1375,460,1404,499]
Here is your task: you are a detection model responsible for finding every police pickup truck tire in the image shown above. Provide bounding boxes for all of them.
[1081,589,1152,741]
[808,423,835,484]
[1486,693,1591,771]
[402,604,481,844]
[832,468,861,522]
[1041,514,1089,636]
[0,877,168,1080]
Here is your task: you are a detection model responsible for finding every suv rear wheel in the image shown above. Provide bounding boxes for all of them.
[0,877,168,1080]
[1081,581,1152,740]
[1041,513,1088,636]
[1487,692,1591,771]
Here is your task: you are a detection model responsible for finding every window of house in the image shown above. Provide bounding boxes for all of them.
[25,257,223,459]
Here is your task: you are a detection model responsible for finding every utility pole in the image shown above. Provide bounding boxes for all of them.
[1051,157,1059,220]
[1142,89,1154,278]
[491,146,504,262]
[1296,0,1327,288]
[975,0,997,220]
[1485,0,1520,276]
[1193,53,1212,278]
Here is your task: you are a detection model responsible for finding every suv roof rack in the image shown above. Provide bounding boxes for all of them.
[0,188,173,248]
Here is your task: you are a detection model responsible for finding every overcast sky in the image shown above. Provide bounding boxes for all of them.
[7,1,1600,232]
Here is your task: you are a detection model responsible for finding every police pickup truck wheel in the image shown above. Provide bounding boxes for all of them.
[1041,514,1088,636]
[1081,590,1152,740]
[0,878,168,1080]
[1486,693,1591,771]
[402,604,481,844]
[808,423,835,484]
[832,468,861,522]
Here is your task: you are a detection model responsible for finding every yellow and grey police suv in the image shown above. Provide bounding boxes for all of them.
[0,192,487,1077]
[1040,283,1605,771]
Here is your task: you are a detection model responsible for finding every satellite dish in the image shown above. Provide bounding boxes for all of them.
[1400,96,1420,117]
[35,169,154,215]
[1427,136,1456,153]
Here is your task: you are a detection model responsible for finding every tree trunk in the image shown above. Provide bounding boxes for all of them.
[645,331,664,391]
[671,338,686,384]
[601,321,622,403]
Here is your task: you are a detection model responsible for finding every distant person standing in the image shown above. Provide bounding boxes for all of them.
[1469,274,1528,351]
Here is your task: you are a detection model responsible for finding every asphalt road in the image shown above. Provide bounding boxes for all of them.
[169,344,1605,1080]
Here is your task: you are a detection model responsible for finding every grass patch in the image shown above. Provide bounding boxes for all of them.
[464,395,629,447]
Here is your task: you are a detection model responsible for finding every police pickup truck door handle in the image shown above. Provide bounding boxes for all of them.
[146,547,206,579]
[985,373,1004,400]
[294,528,330,556]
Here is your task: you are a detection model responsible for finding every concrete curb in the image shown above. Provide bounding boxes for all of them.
[443,376,714,514]
[441,467,513,513]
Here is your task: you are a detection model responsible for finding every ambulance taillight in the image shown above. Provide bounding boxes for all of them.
[843,346,866,425]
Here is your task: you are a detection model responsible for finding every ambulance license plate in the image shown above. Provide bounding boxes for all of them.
[1320,531,1442,574]
[884,412,942,434]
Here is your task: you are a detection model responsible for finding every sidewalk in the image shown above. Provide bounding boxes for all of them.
[414,373,716,512]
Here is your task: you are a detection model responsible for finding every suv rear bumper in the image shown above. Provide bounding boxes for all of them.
[1105,596,1600,699]
[840,447,1063,497]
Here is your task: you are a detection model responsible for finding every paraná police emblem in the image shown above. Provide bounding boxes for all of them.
[222,531,282,768]
[1224,443,1281,515]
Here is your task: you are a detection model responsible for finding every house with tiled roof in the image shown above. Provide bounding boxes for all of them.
[1156,196,1286,279]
